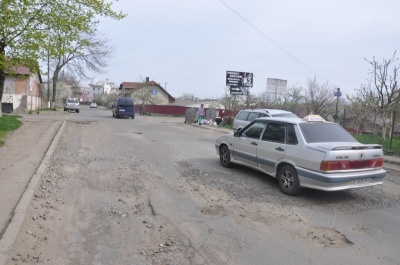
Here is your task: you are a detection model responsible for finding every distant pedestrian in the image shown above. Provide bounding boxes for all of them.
[140,104,144,116]
[197,104,205,125]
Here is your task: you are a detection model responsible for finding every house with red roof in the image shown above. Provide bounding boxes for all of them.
[119,77,175,105]
[2,66,43,113]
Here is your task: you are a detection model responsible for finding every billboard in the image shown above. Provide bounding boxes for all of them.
[226,71,253,88]
[266,78,288,95]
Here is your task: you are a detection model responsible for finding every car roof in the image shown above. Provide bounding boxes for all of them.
[255,116,303,123]
[240,108,293,114]
[255,116,334,125]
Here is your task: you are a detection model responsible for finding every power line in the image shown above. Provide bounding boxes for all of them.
[217,0,322,79]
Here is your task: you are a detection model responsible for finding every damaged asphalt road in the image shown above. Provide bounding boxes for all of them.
[2,109,400,265]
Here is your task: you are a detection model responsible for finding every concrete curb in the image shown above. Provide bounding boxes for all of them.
[0,121,66,265]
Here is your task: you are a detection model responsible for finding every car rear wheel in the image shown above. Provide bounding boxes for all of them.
[219,145,232,168]
[278,165,300,196]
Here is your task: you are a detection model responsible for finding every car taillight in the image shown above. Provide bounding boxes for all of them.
[320,158,383,171]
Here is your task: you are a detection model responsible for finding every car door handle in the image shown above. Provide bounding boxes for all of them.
[276,147,284,151]
[251,142,258,146]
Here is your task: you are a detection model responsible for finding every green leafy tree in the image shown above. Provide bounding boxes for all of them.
[0,0,125,116]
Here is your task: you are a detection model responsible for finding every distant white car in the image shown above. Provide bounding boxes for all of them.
[216,115,386,195]
[233,109,298,131]
[90,102,98,109]
[64,98,80,113]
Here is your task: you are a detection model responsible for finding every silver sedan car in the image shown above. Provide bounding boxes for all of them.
[215,115,386,195]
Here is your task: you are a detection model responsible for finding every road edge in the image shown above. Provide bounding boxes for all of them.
[0,121,66,265]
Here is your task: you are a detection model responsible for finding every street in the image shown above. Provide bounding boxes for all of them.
[3,106,400,265]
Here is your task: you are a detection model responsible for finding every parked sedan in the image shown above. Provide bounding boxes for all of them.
[215,115,386,195]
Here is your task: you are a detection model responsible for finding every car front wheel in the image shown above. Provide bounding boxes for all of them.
[219,145,232,168]
[278,165,300,196]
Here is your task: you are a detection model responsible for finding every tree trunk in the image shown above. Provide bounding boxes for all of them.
[0,43,6,118]
[52,68,60,107]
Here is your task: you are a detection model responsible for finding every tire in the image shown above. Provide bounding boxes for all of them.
[278,165,300,196]
[64,108,66,111]
[76,110,79,113]
[219,145,232,168]
[132,115,135,119]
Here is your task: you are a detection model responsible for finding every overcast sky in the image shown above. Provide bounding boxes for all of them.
[93,0,400,99]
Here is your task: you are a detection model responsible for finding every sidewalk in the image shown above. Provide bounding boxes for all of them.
[0,116,65,265]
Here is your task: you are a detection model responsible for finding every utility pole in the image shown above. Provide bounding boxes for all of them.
[334,88,341,123]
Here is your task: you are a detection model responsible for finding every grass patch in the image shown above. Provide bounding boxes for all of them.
[0,114,23,146]
[219,123,233,130]
[353,134,400,156]
[37,107,57,111]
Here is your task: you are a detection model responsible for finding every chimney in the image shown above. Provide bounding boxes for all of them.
[146,77,149,83]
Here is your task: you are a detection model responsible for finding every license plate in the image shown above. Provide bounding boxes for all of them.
[350,178,370,185]
[119,109,125,112]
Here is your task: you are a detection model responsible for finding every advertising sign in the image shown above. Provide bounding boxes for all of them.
[230,87,243,95]
[226,71,253,88]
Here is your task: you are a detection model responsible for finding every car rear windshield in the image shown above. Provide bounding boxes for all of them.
[67,99,78,103]
[299,123,357,143]
[119,99,133,107]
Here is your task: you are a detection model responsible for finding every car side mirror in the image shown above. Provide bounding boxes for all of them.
[234,131,240,137]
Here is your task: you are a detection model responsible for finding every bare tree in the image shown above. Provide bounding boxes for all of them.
[358,51,400,140]
[281,84,304,115]
[346,93,371,134]
[48,31,113,106]
[304,77,336,120]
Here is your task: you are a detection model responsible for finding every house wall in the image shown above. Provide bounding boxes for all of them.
[2,74,42,113]
[147,85,173,104]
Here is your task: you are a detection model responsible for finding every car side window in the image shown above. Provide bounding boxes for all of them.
[247,112,259,122]
[236,111,249,121]
[242,122,266,139]
[262,122,286,143]
[287,124,298,145]
[258,113,268,118]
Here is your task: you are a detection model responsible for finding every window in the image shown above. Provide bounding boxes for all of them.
[242,121,266,139]
[236,111,249,121]
[287,124,298,145]
[247,112,259,122]
[300,123,357,143]
[262,122,286,143]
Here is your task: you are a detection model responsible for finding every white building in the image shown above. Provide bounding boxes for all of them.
[88,77,117,100]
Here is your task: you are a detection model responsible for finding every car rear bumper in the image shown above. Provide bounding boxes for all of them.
[65,106,79,110]
[296,166,386,191]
